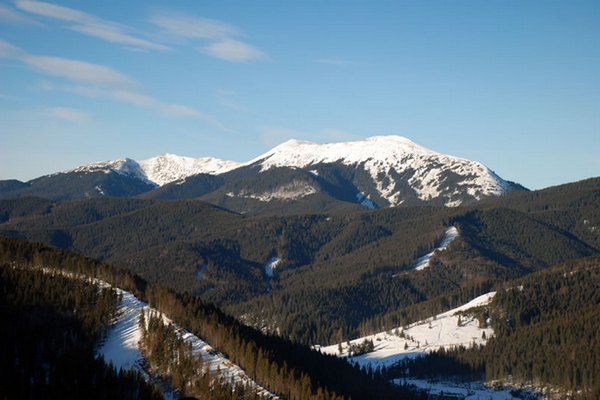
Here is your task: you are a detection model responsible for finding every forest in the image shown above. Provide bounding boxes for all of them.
[0,237,427,399]
[386,255,600,399]
[0,263,162,399]
[0,176,598,396]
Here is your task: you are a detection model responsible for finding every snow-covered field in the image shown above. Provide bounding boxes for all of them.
[318,292,495,369]
[414,226,459,271]
[95,286,276,398]
[318,292,546,399]
[395,378,542,400]
[97,289,148,376]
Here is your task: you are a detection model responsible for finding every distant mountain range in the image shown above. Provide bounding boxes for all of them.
[0,136,526,210]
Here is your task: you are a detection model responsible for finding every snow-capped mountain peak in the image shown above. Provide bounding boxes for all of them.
[72,158,150,183]
[138,153,241,186]
[247,135,513,207]
[34,135,522,206]
[250,135,438,170]
[68,153,241,187]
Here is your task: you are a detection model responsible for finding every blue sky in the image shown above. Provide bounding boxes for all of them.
[0,0,598,189]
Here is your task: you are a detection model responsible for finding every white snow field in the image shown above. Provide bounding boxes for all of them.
[318,292,545,399]
[413,226,460,271]
[393,378,542,400]
[96,285,276,398]
[97,289,148,376]
[318,292,496,369]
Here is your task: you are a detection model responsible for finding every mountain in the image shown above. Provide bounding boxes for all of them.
[0,136,525,209]
[0,177,597,345]
[149,136,527,212]
[251,136,515,204]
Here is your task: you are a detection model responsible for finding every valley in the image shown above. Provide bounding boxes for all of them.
[0,138,598,399]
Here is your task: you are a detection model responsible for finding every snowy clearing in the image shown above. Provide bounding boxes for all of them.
[96,285,276,398]
[316,292,544,399]
[394,378,542,400]
[318,292,495,370]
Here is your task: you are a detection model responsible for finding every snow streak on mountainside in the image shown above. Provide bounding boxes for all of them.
[414,226,459,270]
[249,136,512,206]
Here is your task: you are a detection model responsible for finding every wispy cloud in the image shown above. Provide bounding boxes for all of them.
[1,39,224,128]
[46,106,90,123]
[260,126,358,148]
[0,4,39,25]
[205,39,265,62]
[24,54,137,89]
[150,14,238,40]
[15,0,168,51]
[150,12,266,63]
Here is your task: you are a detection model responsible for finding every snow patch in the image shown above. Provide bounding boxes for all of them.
[264,257,281,278]
[413,226,459,271]
[237,181,317,202]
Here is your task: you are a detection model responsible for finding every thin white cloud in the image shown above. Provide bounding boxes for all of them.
[0,4,39,25]
[1,39,224,129]
[150,14,238,39]
[14,0,168,51]
[46,106,90,123]
[205,39,265,62]
[23,54,137,89]
[150,11,266,63]
[0,38,25,58]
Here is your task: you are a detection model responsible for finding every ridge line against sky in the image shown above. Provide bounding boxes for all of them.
[0,0,598,190]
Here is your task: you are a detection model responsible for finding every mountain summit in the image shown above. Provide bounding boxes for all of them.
[0,135,525,208]
[244,135,515,207]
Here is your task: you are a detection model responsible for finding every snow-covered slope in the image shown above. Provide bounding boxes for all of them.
[29,135,521,205]
[318,292,496,369]
[97,283,275,398]
[138,153,241,186]
[69,154,240,186]
[247,136,513,207]
[72,158,152,184]
[414,226,459,270]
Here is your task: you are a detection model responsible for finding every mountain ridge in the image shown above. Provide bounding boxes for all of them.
[0,135,526,208]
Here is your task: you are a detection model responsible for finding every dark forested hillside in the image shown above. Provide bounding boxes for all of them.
[0,237,425,400]
[388,255,600,398]
[0,264,161,399]
[0,177,598,346]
